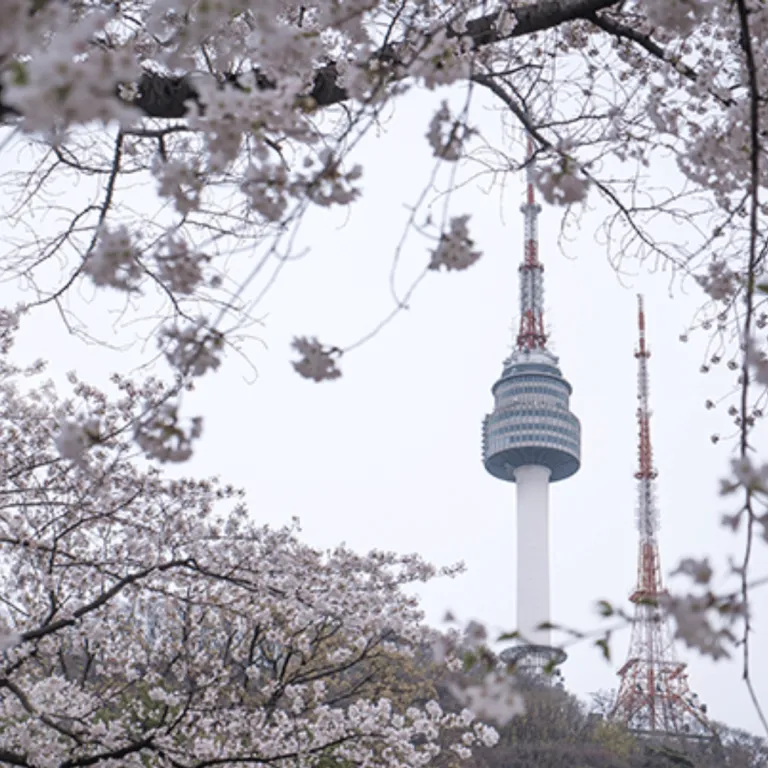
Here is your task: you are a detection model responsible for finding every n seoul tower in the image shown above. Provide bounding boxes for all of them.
[482,138,581,674]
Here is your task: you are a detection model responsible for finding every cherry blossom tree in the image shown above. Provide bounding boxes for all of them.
[0,317,505,766]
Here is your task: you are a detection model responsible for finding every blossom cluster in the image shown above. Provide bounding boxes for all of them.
[661,591,741,661]
[54,417,101,464]
[153,155,205,216]
[645,0,714,36]
[83,225,144,292]
[159,318,223,377]
[428,216,481,272]
[535,157,590,206]
[695,260,740,302]
[291,337,343,382]
[154,236,208,295]
[426,101,475,161]
[718,454,768,544]
[133,400,203,462]
[240,149,363,223]
[2,8,140,137]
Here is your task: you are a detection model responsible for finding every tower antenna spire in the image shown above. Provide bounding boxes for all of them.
[517,137,547,351]
[611,295,713,740]
[635,294,658,542]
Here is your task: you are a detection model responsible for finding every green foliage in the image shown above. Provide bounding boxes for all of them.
[595,637,612,661]
[591,718,637,761]
[597,601,615,618]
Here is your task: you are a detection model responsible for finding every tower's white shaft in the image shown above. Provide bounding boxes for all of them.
[514,464,552,646]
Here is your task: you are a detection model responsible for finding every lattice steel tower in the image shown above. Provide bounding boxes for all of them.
[482,138,581,675]
[611,295,712,738]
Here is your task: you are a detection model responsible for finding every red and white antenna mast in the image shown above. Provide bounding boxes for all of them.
[516,137,547,351]
[611,295,712,739]
[635,294,659,547]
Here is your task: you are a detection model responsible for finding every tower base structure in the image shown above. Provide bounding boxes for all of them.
[500,643,567,682]
[611,654,715,742]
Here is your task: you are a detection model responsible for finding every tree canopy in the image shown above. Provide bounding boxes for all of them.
[0,325,506,766]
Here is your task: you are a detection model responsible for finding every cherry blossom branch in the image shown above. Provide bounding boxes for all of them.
[471,71,687,269]
[734,0,768,738]
[0,748,30,767]
[586,12,722,103]
[60,736,157,768]
[0,676,85,746]
[0,0,624,124]
[185,735,360,768]
[19,558,193,643]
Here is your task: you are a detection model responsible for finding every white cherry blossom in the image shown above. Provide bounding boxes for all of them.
[535,159,590,206]
[447,672,525,728]
[428,216,481,272]
[671,557,714,585]
[661,593,739,661]
[426,101,474,161]
[291,337,342,382]
[53,418,100,463]
[83,226,143,292]
[159,318,223,377]
[695,260,740,301]
[645,0,714,36]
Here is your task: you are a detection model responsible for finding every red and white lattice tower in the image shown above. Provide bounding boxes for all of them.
[611,295,712,738]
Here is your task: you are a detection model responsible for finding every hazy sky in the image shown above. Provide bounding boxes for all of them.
[4,83,767,737]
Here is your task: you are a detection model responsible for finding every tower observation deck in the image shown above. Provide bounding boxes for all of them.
[483,138,581,677]
[483,349,581,484]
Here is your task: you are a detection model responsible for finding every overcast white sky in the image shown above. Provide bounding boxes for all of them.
[4,83,768,738]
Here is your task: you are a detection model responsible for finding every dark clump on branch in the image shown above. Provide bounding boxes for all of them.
[133,71,199,119]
